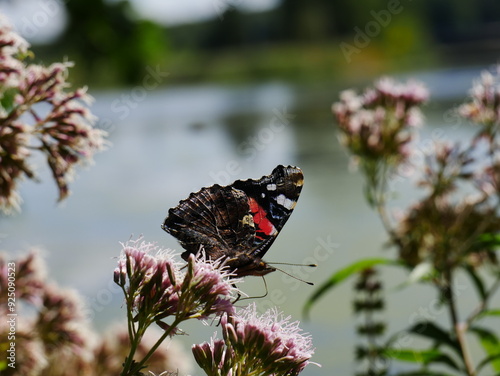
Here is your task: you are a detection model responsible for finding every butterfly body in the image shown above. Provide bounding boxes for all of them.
[162,165,303,277]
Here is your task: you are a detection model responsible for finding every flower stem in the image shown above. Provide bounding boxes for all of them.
[370,163,396,239]
[443,271,476,376]
[131,317,184,374]
[121,327,143,376]
[120,286,147,376]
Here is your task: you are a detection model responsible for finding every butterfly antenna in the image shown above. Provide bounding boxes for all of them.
[268,264,315,286]
[268,262,317,267]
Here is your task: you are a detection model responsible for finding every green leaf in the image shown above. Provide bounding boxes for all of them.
[394,262,435,290]
[383,348,461,371]
[364,184,376,207]
[0,87,18,112]
[393,371,457,376]
[302,258,400,319]
[408,321,461,356]
[470,326,500,372]
[463,264,487,301]
[477,354,500,374]
[478,309,500,319]
[476,233,500,249]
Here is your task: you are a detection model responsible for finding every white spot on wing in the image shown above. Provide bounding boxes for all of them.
[267,183,277,191]
[276,194,285,205]
[276,194,296,210]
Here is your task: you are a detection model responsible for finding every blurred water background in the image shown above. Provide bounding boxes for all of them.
[1,1,500,374]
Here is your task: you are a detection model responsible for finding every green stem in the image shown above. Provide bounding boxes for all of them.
[443,270,476,376]
[130,317,184,374]
[121,326,144,376]
[371,162,397,239]
[120,285,143,376]
[121,286,136,340]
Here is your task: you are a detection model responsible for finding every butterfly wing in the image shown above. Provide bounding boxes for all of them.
[231,165,304,259]
[162,184,255,261]
[162,165,303,276]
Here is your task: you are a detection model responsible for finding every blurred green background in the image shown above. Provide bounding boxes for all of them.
[4,0,500,87]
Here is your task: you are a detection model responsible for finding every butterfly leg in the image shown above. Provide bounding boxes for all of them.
[232,283,242,304]
[236,276,269,301]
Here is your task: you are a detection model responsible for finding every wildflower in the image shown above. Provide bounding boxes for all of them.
[115,239,237,326]
[0,122,32,212]
[116,238,239,375]
[192,303,317,376]
[418,141,474,197]
[0,250,46,307]
[473,156,500,200]
[0,17,107,214]
[392,139,500,271]
[35,285,91,352]
[333,78,428,164]
[0,14,29,87]
[0,319,48,376]
[395,179,499,273]
[0,251,96,376]
[395,196,500,272]
[0,250,193,376]
[333,78,428,207]
[458,67,500,130]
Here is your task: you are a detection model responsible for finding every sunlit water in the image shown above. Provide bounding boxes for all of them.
[2,66,494,375]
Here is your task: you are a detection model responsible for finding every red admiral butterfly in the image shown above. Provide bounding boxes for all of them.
[162,165,304,277]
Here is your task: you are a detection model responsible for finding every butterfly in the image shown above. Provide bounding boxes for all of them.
[161,165,304,277]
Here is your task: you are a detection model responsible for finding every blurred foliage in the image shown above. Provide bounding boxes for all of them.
[39,0,169,87]
[28,0,500,86]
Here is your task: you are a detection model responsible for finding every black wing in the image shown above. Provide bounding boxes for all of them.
[162,165,303,263]
[162,184,255,261]
[231,165,303,259]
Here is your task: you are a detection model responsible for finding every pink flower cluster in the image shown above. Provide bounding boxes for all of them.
[332,78,428,164]
[193,303,316,376]
[332,70,500,276]
[418,141,474,196]
[114,238,317,375]
[337,70,500,273]
[0,250,189,376]
[0,15,28,86]
[0,18,107,213]
[114,239,238,327]
[459,68,500,129]
[394,138,500,271]
[0,251,91,376]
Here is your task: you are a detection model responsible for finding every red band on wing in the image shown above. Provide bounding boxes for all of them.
[248,197,276,236]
